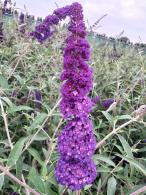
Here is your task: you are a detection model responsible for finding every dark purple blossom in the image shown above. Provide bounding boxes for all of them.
[18,13,26,34]
[30,31,44,42]
[34,89,42,102]
[30,2,87,43]
[53,6,70,20]
[34,89,42,109]
[19,13,25,24]
[43,15,59,25]
[101,98,115,109]
[0,22,3,42]
[4,0,8,8]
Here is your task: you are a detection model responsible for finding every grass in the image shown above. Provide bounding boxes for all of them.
[0,13,146,195]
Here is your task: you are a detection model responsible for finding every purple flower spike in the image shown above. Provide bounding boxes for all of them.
[30,2,97,190]
[34,89,42,109]
[55,158,97,190]
[101,98,115,109]
[34,89,42,102]
[0,22,4,42]
[19,13,25,24]
[4,0,8,7]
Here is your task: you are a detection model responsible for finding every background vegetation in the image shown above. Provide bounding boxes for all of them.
[0,4,146,195]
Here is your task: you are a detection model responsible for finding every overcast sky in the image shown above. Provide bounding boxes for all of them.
[14,0,146,43]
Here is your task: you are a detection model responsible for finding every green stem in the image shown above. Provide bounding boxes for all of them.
[75,190,81,195]
[0,98,13,149]
[0,164,40,195]
[96,117,138,149]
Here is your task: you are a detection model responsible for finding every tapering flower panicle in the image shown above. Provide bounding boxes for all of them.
[101,98,115,109]
[31,2,97,190]
[19,13,25,24]
[4,0,8,8]
[0,22,4,42]
[2,0,11,16]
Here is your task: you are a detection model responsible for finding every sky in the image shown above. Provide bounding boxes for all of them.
[14,0,146,43]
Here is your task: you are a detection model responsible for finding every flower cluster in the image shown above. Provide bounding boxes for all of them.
[2,0,12,15]
[56,158,97,190]
[31,2,97,190]
[0,22,3,42]
[19,13,25,24]
[92,96,115,109]
[57,117,96,161]
[101,98,115,109]
[30,3,87,43]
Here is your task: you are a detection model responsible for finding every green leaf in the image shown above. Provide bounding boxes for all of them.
[47,170,57,185]
[46,189,58,195]
[120,138,135,183]
[7,106,33,114]
[7,138,27,167]
[116,115,132,120]
[16,157,23,179]
[0,75,9,89]
[114,144,124,154]
[33,131,50,141]
[1,97,13,107]
[102,111,115,126]
[93,155,116,167]
[67,189,76,195]
[107,177,117,195]
[27,148,44,166]
[97,178,102,192]
[41,165,48,177]
[84,184,92,190]
[0,173,4,190]
[117,134,133,158]
[28,167,46,194]
[58,185,66,195]
[118,154,146,176]
[0,158,7,163]
[27,113,47,133]
[98,167,111,173]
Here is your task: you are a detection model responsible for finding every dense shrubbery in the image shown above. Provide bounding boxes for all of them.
[0,1,146,195]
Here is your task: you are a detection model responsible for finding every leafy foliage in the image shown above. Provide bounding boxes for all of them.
[0,7,146,195]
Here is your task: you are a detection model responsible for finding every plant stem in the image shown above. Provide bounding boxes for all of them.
[45,118,63,165]
[0,98,13,149]
[22,174,30,195]
[75,191,80,195]
[22,97,61,152]
[96,117,138,149]
[130,186,146,195]
[0,164,40,195]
